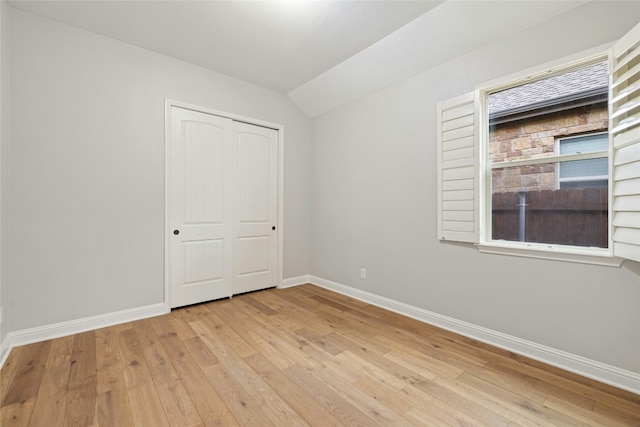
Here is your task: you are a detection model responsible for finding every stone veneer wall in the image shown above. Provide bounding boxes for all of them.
[490,104,608,193]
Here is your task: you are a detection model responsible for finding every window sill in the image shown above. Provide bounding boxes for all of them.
[476,242,624,267]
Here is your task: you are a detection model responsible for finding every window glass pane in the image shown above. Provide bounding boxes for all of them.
[560,179,607,190]
[487,60,609,248]
[487,59,610,249]
[488,60,609,166]
[559,133,608,155]
[492,163,608,248]
[492,164,556,193]
[559,158,608,179]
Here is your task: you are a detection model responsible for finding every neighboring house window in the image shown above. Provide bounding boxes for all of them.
[436,22,640,265]
[557,133,608,190]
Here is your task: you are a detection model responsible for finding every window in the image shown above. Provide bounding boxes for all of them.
[557,133,608,190]
[436,22,640,265]
[487,60,609,249]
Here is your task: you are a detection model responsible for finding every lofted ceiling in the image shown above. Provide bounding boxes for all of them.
[8,0,592,117]
[8,0,441,92]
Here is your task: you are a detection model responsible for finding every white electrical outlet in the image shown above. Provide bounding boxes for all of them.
[360,268,367,279]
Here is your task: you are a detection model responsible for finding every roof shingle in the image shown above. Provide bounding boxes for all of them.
[488,61,608,115]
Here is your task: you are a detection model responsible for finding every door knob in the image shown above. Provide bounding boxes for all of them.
[173,230,180,235]
[272,226,276,231]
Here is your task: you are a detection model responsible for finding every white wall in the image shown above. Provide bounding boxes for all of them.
[310,1,640,373]
[5,8,310,332]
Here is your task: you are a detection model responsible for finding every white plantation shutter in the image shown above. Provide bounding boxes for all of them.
[610,23,640,262]
[437,91,480,243]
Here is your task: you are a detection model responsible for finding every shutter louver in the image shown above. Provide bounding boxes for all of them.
[611,23,640,262]
[437,92,479,243]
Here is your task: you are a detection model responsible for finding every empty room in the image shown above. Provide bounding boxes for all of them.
[0,0,639,425]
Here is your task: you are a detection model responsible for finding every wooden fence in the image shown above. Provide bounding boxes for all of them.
[492,188,608,248]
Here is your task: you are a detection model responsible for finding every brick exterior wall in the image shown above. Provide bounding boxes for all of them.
[490,104,608,193]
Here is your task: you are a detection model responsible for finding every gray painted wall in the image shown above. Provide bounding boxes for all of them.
[4,8,311,332]
[0,0,6,345]
[310,1,640,373]
[3,0,639,379]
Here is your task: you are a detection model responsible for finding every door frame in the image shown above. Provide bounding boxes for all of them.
[164,99,284,312]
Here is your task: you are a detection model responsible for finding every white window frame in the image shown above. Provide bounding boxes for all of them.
[437,23,640,266]
[478,51,618,265]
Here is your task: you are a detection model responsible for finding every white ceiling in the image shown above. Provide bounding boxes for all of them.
[8,0,441,92]
[8,0,592,117]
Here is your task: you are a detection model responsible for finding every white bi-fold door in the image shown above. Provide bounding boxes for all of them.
[169,107,278,308]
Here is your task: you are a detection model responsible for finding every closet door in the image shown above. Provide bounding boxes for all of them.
[169,107,279,308]
[232,122,278,294]
[169,107,233,308]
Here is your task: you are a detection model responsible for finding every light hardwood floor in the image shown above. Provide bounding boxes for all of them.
[1,284,639,426]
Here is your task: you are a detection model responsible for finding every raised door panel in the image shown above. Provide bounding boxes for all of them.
[183,240,224,284]
[238,135,271,222]
[183,121,225,224]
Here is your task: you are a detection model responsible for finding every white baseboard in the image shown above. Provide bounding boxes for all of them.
[0,305,9,368]
[6,303,167,353]
[309,275,640,395]
[0,332,10,369]
[279,275,311,289]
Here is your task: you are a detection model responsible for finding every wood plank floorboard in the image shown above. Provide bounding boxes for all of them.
[1,284,639,426]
